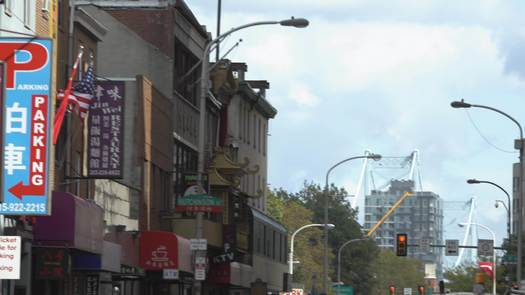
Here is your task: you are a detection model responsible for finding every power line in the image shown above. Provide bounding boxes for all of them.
[465,109,516,154]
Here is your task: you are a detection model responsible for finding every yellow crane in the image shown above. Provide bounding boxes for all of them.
[366,191,414,237]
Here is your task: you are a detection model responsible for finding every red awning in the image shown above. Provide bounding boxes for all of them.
[139,231,192,273]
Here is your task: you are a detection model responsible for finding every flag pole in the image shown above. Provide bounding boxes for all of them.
[53,46,83,144]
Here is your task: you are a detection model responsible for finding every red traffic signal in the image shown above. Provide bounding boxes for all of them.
[396,234,408,256]
[418,285,425,294]
[389,285,396,295]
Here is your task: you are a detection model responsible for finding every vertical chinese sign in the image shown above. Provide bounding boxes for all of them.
[87,81,124,178]
[0,39,52,215]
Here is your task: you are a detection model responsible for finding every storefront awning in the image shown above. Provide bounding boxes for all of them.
[34,192,104,254]
[139,231,192,273]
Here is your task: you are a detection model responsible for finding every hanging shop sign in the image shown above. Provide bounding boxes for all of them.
[0,38,52,215]
[87,81,124,178]
[34,247,68,279]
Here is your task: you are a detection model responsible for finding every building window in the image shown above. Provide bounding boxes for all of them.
[263,122,267,156]
[239,101,243,141]
[258,119,262,153]
[253,113,256,149]
[4,0,12,15]
[272,230,276,260]
[42,0,49,11]
[23,0,31,27]
[174,39,199,105]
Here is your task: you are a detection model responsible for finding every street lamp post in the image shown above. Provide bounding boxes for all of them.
[495,199,511,241]
[467,179,512,247]
[459,222,497,295]
[193,17,308,295]
[289,223,335,276]
[452,100,524,283]
[323,153,381,294]
[336,238,367,286]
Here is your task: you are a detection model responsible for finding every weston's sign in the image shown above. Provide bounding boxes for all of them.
[0,38,52,215]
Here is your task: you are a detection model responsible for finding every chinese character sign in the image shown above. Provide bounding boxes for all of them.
[87,81,124,178]
[0,39,52,215]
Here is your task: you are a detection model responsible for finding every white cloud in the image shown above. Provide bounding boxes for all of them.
[188,0,525,245]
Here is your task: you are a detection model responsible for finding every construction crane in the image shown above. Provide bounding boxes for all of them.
[366,191,413,237]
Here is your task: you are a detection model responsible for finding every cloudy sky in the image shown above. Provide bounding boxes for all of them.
[188,0,525,263]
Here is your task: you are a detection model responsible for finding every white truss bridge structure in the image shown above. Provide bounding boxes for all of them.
[348,149,477,267]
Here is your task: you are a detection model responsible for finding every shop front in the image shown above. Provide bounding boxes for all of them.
[139,231,193,295]
[33,191,105,295]
[104,231,143,295]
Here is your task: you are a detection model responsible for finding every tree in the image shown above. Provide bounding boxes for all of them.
[267,189,331,294]
[371,249,426,294]
[270,182,379,294]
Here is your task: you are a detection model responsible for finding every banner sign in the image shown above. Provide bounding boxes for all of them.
[0,38,52,215]
[87,81,124,178]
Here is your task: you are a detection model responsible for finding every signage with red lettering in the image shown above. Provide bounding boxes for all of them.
[0,236,21,279]
[0,38,52,215]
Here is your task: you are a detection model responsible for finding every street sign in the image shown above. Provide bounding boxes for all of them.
[195,268,206,280]
[403,287,412,295]
[0,236,21,279]
[176,194,223,213]
[195,256,207,269]
[0,39,53,215]
[162,269,179,280]
[190,238,207,250]
[420,238,430,253]
[335,285,353,295]
[503,254,517,265]
[445,239,459,256]
[478,239,493,257]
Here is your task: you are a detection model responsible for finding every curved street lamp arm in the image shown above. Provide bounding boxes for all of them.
[478,180,511,208]
[337,238,367,283]
[471,104,523,139]
[325,156,371,188]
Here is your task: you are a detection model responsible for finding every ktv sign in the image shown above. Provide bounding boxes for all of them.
[0,38,52,215]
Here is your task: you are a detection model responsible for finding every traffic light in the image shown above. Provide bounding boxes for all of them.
[396,233,408,256]
[389,285,396,295]
[417,285,425,295]
[439,280,445,294]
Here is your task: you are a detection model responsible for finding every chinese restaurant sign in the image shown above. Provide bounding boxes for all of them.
[0,38,52,215]
[87,81,124,178]
[139,231,179,270]
[34,247,68,279]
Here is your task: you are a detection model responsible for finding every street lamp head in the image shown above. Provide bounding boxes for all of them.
[495,201,499,208]
[325,223,336,230]
[280,17,309,28]
[458,222,468,228]
[368,153,382,161]
[451,99,472,108]
[467,178,481,184]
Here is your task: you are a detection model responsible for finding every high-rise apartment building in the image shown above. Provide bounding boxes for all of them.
[364,180,444,278]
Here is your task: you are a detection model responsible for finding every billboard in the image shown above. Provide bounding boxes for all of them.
[0,38,53,215]
[87,81,124,178]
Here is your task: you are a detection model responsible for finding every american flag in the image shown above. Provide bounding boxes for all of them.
[57,65,95,119]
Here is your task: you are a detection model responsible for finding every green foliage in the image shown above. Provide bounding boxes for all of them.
[370,250,426,294]
[267,182,379,294]
[267,188,330,293]
[443,264,478,292]
[444,263,510,294]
